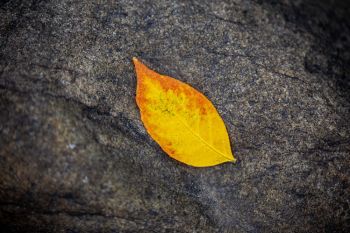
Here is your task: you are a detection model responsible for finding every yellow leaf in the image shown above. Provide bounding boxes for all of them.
[133,57,236,167]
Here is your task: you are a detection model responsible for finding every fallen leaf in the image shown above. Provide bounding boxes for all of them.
[133,57,236,167]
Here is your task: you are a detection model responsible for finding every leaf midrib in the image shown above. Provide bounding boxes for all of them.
[173,112,233,161]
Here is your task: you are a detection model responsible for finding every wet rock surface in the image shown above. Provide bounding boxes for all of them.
[1,0,349,232]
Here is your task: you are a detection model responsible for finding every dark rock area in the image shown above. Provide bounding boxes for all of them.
[1,0,349,232]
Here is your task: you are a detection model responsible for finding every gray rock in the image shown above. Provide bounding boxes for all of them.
[0,0,349,232]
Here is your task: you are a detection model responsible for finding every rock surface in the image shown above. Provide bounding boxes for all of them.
[1,0,350,232]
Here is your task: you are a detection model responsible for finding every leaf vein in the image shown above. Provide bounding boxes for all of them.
[173,113,233,161]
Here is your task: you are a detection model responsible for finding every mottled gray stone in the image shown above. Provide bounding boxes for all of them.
[0,0,349,232]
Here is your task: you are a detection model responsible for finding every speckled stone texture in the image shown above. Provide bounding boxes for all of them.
[0,0,349,232]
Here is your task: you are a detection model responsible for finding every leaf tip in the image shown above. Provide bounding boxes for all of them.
[132,57,139,64]
[133,57,143,80]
